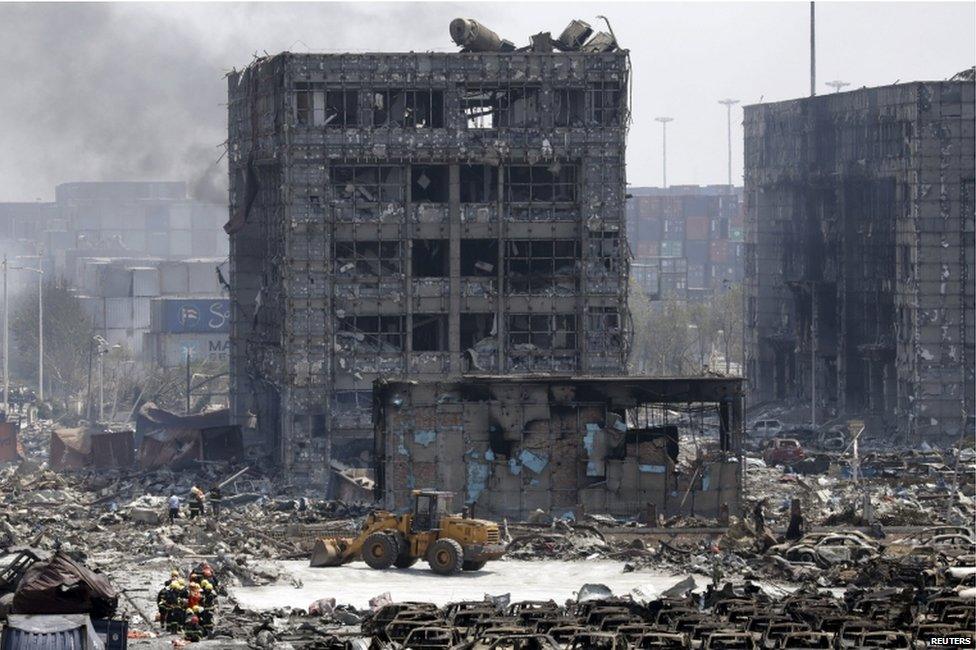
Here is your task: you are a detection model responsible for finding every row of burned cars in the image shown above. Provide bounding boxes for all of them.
[340,581,975,649]
[769,525,976,569]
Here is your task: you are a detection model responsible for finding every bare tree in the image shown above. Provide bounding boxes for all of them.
[629,280,745,377]
[710,283,743,374]
[629,279,696,375]
[10,278,91,405]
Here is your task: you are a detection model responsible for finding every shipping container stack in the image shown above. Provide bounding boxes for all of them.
[74,257,229,367]
[627,185,744,302]
[0,181,232,370]
[0,182,229,278]
[56,182,228,263]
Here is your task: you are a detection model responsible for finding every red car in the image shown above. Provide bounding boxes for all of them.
[763,438,805,466]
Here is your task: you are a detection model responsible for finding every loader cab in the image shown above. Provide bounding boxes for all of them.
[411,490,453,532]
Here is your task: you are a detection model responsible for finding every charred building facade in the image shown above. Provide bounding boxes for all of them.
[744,76,975,441]
[375,376,744,520]
[227,49,631,484]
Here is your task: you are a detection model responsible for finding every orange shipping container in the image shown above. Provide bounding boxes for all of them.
[686,217,710,240]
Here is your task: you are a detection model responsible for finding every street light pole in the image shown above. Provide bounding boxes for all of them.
[91,335,110,423]
[810,1,816,97]
[2,256,7,413]
[15,256,44,403]
[826,80,849,93]
[98,350,104,422]
[718,99,739,191]
[186,349,192,415]
[654,117,673,189]
[86,338,94,421]
[37,263,42,402]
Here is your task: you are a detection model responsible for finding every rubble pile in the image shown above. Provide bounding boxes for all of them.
[0,461,361,562]
[0,437,371,639]
[506,523,611,560]
[503,508,973,592]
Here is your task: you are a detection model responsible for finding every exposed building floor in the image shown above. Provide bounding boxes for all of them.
[230,559,706,610]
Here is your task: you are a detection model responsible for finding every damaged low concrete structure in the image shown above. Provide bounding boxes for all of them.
[227,27,632,486]
[375,376,743,520]
[50,427,135,471]
[136,403,243,469]
[744,72,976,441]
[45,407,243,472]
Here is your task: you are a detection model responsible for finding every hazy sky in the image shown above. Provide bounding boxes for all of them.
[0,1,972,202]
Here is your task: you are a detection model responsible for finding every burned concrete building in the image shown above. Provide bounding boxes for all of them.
[375,376,744,520]
[744,74,975,441]
[226,24,631,484]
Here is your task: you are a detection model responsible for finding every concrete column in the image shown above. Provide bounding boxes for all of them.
[405,164,414,355]
[449,164,461,370]
[732,394,745,513]
[835,187,848,413]
[496,166,506,372]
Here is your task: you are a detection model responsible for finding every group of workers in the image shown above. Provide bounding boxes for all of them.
[156,562,220,641]
[167,484,223,523]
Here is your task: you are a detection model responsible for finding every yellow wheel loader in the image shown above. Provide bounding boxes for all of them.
[309,490,506,575]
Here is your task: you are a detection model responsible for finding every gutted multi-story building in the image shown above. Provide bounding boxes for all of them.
[226,40,631,484]
[744,73,975,442]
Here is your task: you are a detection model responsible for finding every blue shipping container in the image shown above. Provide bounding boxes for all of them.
[162,299,230,333]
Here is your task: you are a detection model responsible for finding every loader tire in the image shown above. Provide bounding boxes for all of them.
[363,532,398,570]
[462,560,487,571]
[427,539,464,575]
[393,535,419,568]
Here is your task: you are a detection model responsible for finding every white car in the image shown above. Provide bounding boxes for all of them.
[784,533,879,566]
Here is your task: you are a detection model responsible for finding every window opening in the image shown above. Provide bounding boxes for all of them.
[505,240,578,293]
[460,239,498,276]
[412,314,449,351]
[412,239,449,277]
[372,89,443,128]
[507,314,577,350]
[412,165,449,203]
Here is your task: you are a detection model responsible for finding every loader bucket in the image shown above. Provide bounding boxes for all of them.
[310,537,354,567]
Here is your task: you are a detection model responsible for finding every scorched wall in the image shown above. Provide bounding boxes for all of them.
[374,376,744,520]
[744,76,975,442]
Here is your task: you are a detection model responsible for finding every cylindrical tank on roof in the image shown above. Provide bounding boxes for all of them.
[450,18,504,52]
[556,20,593,51]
